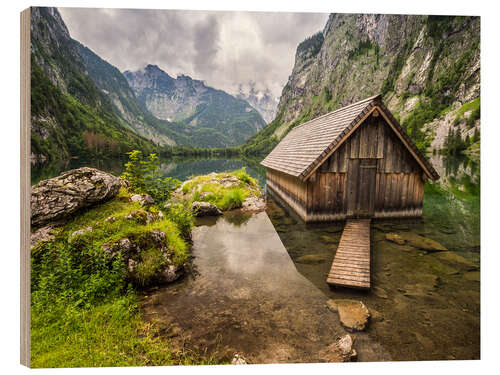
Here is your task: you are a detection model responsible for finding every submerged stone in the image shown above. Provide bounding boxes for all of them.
[231,353,248,365]
[373,287,389,299]
[296,253,331,264]
[327,299,370,331]
[385,233,406,245]
[397,232,448,252]
[433,251,477,270]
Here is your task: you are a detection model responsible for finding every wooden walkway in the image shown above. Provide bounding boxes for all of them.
[327,219,371,289]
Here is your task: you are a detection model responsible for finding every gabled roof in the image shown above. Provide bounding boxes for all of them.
[260,95,439,181]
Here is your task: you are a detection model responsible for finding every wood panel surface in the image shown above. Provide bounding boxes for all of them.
[327,219,371,289]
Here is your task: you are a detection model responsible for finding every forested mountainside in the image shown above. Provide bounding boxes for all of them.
[75,41,185,146]
[30,7,161,163]
[125,65,267,148]
[244,14,480,158]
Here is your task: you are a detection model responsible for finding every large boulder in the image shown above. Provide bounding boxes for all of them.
[31,167,124,227]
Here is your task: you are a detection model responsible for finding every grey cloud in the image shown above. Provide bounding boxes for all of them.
[58,7,328,98]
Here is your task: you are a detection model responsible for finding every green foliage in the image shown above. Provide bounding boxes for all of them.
[296,32,324,58]
[132,248,167,287]
[218,188,247,210]
[122,150,180,203]
[443,126,468,155]
[381,40,413,97]
[453,98,480,127]
[30,187,203,367]
[31,59,158,162]
[348,36,373,60]
[231,167,258,186]
[165,202,195,239]
[401,98,443,151]
[180,169,258,211]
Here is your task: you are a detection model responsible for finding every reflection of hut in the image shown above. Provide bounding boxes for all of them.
[261,95,439,222]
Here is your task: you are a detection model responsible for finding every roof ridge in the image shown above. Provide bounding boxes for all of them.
[290,94,380,132]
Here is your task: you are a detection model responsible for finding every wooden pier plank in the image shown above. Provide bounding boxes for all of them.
[327,219,371,289]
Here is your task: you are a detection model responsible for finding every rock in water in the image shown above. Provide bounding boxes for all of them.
[398,232,448,252]
[320,334,357,362]
[31,167,123,227]
[231,353,248,365]
[296,253,331,264]
[191,201,222,217]
[385,233,406,245]
[327,299,371,331]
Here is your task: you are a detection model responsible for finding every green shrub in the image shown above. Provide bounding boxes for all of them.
[230,167,257,186]
[133,248,167,287]
[122,150,180,203]
[219,188,248,210]
[165,202,194,239]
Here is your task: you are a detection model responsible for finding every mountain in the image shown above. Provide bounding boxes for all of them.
[30,7,159,163]
[75,41,183,146]
[236,83,279,123]
[244,14,480,158]
[124,65,267,148]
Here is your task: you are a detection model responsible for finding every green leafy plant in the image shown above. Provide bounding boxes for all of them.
[165,202,195,239]
[122,150,180,203]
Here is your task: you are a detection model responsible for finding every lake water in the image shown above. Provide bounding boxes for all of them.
[33,154,480,362]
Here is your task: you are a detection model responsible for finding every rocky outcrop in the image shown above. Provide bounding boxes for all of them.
[102,229,183,285]
[30,225,56,250]
[241,196,266,212]
[191,201,223,217]
[31,167,124,227]
[327,299,371,332]
[130,194,154,206]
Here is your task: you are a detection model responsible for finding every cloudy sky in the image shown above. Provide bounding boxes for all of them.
[59,8,328,98]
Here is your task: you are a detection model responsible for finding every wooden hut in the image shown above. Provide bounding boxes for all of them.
[261,94,439,222]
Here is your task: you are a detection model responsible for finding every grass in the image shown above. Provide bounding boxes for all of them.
[453,97,480,127]
[182,168,259,211]
[30,186,210,367]
[31,293,218,368]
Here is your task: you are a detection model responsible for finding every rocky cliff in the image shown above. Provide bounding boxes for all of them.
[244,14,480,156]
[125,65,267,148]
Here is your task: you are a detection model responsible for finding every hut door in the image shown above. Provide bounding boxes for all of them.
[347,158,377,218]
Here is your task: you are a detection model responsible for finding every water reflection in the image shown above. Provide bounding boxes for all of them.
[141,212,359,363]
[266,153,480,361]
[31,155,267,186]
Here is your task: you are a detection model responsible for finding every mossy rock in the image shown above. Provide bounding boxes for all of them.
[385,233,406,245]
[296,253,331,264]
[432,251,478,270]
[397,232,448,252]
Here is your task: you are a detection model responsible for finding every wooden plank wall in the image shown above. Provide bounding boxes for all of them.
[266,169,308,208]
[306,172,347,214]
